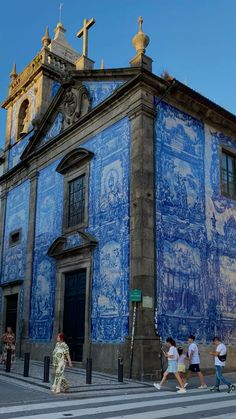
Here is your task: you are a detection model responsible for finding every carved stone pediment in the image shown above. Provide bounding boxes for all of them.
[56,147,94,174]
[47,230,98,259]
[21,79,91,159]
[40,82,90,142]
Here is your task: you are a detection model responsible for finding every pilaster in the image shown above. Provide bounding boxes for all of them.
[0,186,7,333]
[22,169,38,338]
[126,96,161,379]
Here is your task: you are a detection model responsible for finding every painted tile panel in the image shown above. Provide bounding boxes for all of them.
[155,101,236,343]
[82,81,124,108]
[1,181,30,283]
[85,118,130,343]
[8,130,34,169]
[38,113,64,148]
[205,126,236,342]
[28,118,129,343]
[29,161,63,341]
[51,81,61,98]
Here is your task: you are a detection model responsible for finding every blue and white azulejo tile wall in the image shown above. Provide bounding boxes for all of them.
[82,81,124,108]
[29,161,63,341]
[84,117,130,343]
[1,181,30,284]
[28,117,130,343]
[155,101,236,343]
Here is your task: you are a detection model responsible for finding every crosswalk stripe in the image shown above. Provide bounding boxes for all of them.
[12,399,236,419]
[0,389,232,415]
[207,415,236,419]
[0,391,166,414]
[106,401,236,419]
[10,395,236,419]
[0,392,158,414]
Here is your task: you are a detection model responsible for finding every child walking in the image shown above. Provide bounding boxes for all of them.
[177,347,186,379]
[153,337,186,394]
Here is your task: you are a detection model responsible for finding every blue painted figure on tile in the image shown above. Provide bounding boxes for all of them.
[155,101,236,344]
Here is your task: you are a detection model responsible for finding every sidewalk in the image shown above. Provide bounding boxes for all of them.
[0,358,148,394]
[0,358,235,396]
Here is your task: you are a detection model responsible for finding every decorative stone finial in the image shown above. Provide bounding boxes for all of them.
[132,16,150,55]
[10,63,17,80]
[54,22,65,38]
[130,16,152,72]
[42,26,51,48]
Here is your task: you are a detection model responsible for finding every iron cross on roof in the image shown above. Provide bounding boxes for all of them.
[77,18,95,57]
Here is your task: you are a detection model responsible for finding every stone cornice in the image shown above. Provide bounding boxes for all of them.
[128,103,156,120]
[141,72,236,139]
[2,68,236,185]
[47,230,98,260]
[0,279,23,288]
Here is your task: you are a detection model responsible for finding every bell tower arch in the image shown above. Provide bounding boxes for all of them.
[1,21,80,153]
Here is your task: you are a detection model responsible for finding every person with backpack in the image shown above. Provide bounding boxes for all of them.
[183,335,207,389]
[209,336,235,393]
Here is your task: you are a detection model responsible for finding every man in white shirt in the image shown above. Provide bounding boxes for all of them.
[183,335,207,389]
[209,336,235,393]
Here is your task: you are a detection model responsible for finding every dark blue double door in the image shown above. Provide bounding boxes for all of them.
[63,270,86,361]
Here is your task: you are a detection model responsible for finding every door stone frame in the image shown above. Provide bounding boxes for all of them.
[0,281,23,348]
[53,255,92,363]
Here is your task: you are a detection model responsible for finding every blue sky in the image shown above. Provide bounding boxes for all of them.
[1,0,236,148]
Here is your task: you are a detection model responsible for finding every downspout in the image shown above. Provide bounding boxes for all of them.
[153,78,177,338]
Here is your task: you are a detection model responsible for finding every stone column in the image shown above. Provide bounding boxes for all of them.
[125,96,161,380]
[22,170,38,341]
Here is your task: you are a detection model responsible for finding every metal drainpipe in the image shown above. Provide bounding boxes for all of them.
[153,79,177,338]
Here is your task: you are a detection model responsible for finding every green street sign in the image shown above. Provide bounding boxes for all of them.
[130,289,142,302]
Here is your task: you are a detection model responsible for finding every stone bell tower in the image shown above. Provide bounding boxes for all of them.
[1,21,80,152]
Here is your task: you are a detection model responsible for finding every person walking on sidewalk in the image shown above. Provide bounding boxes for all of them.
[184,335,207,389]
[209,336,235,393]
[1,326,16,367]
[153,337,186,394]
[51,332,72,394]
[177,347,186,380]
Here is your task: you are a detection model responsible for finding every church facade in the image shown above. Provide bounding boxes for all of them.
[0,18,236,379]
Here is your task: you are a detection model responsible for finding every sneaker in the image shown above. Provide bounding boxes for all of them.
[153,382,161,390]
[210,386,220,392]
[177,388,187,394]
[227,385,235,393]
[198,384,208,389]
[176,382,188,389]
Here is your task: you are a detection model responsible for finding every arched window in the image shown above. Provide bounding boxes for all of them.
[17,99,30,139]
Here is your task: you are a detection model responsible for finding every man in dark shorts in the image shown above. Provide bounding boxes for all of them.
[184,335,207,389]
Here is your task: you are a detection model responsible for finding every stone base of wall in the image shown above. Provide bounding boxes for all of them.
[19,339,54,361]
[192,344,236,371]
[18,338,236,380]
[90,337,162,381]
